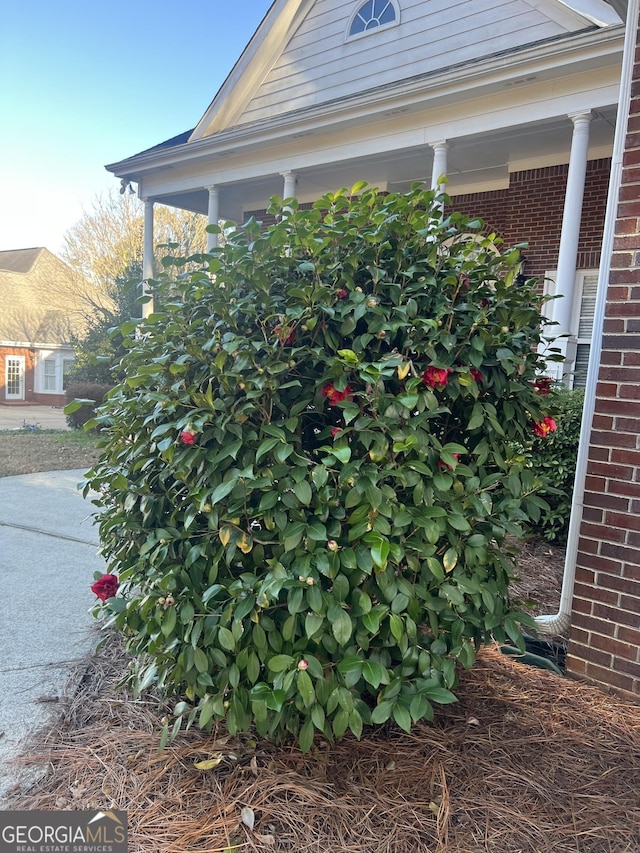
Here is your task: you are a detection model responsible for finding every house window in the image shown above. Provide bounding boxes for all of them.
[348,0,398,37]
[544,269,598,388]
[43,358,57,392]
[62,359,74,390]
[572,271,598,389]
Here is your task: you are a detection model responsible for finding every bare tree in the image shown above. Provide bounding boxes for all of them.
[60,189,208,301]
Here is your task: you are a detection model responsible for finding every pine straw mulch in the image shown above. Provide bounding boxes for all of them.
[5,631,640,853]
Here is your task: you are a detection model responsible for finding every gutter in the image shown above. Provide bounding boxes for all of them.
[534,0,639,637]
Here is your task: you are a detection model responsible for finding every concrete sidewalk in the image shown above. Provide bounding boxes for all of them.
[0,469,105,803]
[0,404,69,431]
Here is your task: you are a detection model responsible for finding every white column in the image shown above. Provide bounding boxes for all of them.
[281,170,297,203]
[552,111,592,383]
[142,198,155,319]
[429,140,448,192]
[206,185,220,251]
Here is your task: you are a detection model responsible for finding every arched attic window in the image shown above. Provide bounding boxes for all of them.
[347,0,399,38]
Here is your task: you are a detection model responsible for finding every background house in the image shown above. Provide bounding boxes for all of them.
[105,0,638,699]
[0,248,87,406]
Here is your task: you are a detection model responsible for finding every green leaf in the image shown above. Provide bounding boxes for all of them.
[267,654,294,672]
[370,700,394,724]
[218,627,236,651]
[331,609,353,645]
[332,445,352,463]
[389,613,403,642]
[393,703,412,733]
[362,660,386,689]
[293,479,312,506]
[305,612,324,638]
[210,480,236,505]
[298,717,314,753]
[193,648,209,673]
[297,670,315,707]
[422,686,458,704]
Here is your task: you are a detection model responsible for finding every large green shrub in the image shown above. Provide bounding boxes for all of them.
[527,387,584,543]
[86,184,559,750]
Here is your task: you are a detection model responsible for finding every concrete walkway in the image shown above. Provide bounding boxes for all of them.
[0,469,105,803]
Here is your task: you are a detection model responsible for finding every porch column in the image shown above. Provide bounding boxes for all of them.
[206,185,220,251]
[429,140,448,192]
[552,111,592,383]
[142,198,155,319]
[281,170,297,203]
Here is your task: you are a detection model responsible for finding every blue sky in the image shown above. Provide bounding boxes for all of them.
[0,0,273,253]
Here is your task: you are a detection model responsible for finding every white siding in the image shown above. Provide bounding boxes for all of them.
[236,0,589,125]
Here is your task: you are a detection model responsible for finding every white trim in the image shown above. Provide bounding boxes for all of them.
[554,0,623,27]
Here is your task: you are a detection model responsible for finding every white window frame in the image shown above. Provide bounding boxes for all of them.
[43,357,57,392]
[346,0,400,40]
[37,350,75,395]
[5,356,25,400]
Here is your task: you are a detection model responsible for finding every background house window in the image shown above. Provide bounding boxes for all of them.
[349,0,397,36]
[43,358,57,391]
[62,359,74,390]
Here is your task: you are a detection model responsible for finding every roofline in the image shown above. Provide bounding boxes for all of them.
[106,24,624,182]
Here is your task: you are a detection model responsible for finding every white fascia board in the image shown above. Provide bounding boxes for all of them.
[191,0,313,140]
[107,26,624,182]
[553,0,623,26]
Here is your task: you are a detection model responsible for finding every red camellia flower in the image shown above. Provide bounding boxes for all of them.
[180,430,196,445]
[421,366,451,389]
[331,427,342,437]
[532,416,557,438]
[470,368,483,383]
[91,573,119,602]
[337,288,348,299]
[274,325,296,344]
[322,382,353,405]
[533,377,553,396]
[438,453,460,471]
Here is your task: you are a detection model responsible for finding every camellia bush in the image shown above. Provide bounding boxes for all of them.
[527,386,584,543]
[84,184,560,750]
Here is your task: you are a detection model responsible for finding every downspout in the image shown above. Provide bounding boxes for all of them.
[534,0,639,636]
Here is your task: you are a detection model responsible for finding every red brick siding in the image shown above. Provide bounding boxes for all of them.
[450,160,610,278]
[566,34,640,701]
[245,162,610,279]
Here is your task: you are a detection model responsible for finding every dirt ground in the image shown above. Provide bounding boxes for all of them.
[0,430,101,478]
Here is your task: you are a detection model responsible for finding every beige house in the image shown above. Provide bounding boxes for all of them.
[0,248,87,406]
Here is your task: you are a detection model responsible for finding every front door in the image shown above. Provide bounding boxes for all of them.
[5,356,25,400]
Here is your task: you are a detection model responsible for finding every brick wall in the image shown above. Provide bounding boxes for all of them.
[450,160,610,277]
[565,34,640,701]
[245,162,610,278]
